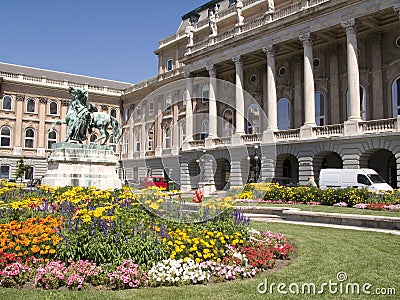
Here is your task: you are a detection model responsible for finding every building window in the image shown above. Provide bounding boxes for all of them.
[49,101,58,115]
[148,129,154,151]
[123,107,130,122]
[165,96,172,112]
[315,91,325,126]
[25,166,34,181]
[202,85,209,103]
[26,98,36,113]
[247,104,261,134]
[0,126,11,147]
[166,58,173,71]
[148,101,154,116]
[110,108,117,119]
[123,133,129,154]
[2,95,13,111]
[313,58,320,69]
[135,132,141,152]
[163,127,171,149]
[200,119,209,140]
[24,128,35,148]
[135,105,141,119]
[47,130,57,149]
[392,76,400,117]
[222,109,234,137]
[278,67,286,77]
[277,98,291,130]
[0,165,10,179]
[249,74,257,84]
[346,85,367,120]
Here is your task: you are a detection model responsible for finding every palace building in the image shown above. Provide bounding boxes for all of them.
[1,0,400,191]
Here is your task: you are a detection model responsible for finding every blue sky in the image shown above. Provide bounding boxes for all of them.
[2,1,207,84]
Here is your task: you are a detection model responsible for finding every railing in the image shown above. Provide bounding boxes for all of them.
[212,137,232,146]
[189,140,205,148]
[274,129,300,141]
[0,71,124,95]
[273,2,301,21]
[360,118,396,134]
[313,124,344,137]
[215,28,236,43]
[241,133,261,143]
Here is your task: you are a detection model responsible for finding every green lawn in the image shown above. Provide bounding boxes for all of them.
[237,203,400,218]
[1,222,398,299]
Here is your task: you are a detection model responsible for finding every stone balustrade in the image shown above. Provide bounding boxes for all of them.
[359,118,397,134]
[313,124,344,137]
[274,129,300,141]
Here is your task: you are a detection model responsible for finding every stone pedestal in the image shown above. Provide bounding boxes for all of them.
[42,142,122,189]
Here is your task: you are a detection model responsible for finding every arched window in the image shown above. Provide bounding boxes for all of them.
[202,85,209,103]
[148,128,154,151]
[47,130,57,149]
[135,105,141,119]
[315,91,325,126]
[26,98,36,113]
[0,126,11,147]
[148,101,154,116]
[110,108,117,119]
[0,165,10,179]
[277,98,291,130]
[163,127,171,149]
[49,101,58,115]
[346,85,367,120]
[24,128,35,148]
[200,119,209,140]
[222,109,234,137]
[247,104,260,134]
[392,76,400,117]
[2,95,12,111]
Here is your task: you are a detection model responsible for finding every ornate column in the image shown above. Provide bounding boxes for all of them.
[37,98,47,156]
[155,95,163,157]
[232,56,245,134]
[342,19,361,121]
[183,69,193,142]
[262,45,278,130]
[299,32,316,127]
[206,64,218,138]
[371,33,383,119]
[13,95,25,155]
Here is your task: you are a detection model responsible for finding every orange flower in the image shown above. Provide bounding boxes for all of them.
[31,245,40,253]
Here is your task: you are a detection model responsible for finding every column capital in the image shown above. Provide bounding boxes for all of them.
[299,32,313,46]
[262,45,278,56]
[232,55,243,65]
[341,19,358,35]
[206,64,217,77]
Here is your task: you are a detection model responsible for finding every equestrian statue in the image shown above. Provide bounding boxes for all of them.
[50,87,122,145]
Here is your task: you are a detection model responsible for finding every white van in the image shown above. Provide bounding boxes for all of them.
[319,168,393,192]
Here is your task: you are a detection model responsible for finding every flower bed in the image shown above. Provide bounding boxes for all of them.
[0,181,294,290]
[233,183,400,211]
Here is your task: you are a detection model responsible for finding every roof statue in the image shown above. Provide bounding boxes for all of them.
[50,87,122,145]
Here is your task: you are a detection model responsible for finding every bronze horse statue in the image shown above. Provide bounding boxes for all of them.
[50,87,122,145]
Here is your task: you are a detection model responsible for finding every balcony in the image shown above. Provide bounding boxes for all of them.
[179,118,400,151]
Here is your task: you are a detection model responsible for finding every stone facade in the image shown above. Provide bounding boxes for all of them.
[1,0,400,190]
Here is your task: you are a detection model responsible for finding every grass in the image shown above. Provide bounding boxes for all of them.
[236,202,400,217]
[0,222,399,299]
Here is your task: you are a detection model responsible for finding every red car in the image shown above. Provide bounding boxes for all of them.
[139,176,168,190]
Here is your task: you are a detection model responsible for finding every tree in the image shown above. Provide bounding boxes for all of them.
[15,157,29,182]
